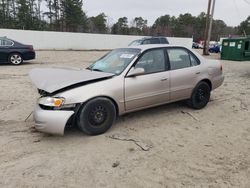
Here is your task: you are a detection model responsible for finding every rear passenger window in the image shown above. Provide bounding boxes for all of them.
[0,39,13,46]
[167,49,200,70]
[167,49,191,70]
[190,54,199,66]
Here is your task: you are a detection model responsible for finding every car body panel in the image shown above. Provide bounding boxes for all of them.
[30,44,224,135]
[29,68,114,93]
[169,65,201,101]
[206,59,224,90]
[125,71,170,111]
[34,104,74,135]
[55,76,126,114]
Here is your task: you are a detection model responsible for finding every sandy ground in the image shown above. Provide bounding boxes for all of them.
[0,50,250,188]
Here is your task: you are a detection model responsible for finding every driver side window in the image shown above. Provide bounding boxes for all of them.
[134,49,166,74]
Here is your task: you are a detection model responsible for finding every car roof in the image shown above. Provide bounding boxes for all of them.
[0,37,25,45]
[126,44,189,51]
[131,36,167,42]
[0,37,16,42]
[142,36,166,39]
[0,36,10,40]
[122,44,204,61]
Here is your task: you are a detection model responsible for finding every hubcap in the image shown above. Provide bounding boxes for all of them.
[197,89,205,101]
[10,55,22,64]
[88,105,107,126]
[195,87,208,103]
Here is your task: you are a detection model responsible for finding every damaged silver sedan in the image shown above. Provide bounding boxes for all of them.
[30,45,224,136]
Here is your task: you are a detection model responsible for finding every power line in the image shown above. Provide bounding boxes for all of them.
[233,0,241,17]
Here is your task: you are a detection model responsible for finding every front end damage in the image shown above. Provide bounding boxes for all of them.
[34,104,74,135]
[34,89,79,135]
[29,67,114,135]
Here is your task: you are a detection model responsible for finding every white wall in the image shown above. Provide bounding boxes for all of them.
[0,29,193,50]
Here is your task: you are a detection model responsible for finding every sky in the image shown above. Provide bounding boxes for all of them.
[83,0,250,27]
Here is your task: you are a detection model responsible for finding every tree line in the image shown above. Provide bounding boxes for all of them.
[0,0,249,41]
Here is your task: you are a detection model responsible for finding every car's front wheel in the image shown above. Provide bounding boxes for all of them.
[9,53,23,65]
[77,97,116,135]
[188,81,211,109]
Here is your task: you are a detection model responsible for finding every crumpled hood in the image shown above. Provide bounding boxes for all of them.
[29,67,114,93]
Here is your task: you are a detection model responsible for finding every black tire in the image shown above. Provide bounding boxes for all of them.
[8,53,23,65]
[77,97,116,135]
[188,82,211,109]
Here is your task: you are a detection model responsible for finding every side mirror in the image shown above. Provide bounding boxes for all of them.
[127,67,145,77]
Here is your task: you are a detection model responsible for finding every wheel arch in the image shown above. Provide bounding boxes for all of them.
[9,51,23,58]
[200,79,212,91]
[187,79,212,109]
[189,78,212,98]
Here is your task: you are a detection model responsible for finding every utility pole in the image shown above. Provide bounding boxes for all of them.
[207,0,216,46]
[203,0,215,55]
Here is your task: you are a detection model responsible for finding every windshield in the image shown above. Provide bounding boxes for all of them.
[128,40,143,46]
[89,48,141,75]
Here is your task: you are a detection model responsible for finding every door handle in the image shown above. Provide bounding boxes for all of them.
[196,72,200,74]
[161,78,168,81]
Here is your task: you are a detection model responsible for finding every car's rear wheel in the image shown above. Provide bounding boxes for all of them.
[77,97,116,135]
[188,81,211,109]
[9,53,23,65]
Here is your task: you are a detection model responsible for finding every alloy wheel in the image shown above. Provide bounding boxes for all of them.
[10,54,23,65]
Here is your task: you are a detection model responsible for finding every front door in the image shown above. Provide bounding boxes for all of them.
[125,48,170,111]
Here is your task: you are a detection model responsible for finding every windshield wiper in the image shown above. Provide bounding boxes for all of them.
[86,67,103,72]
[91,68,103,72]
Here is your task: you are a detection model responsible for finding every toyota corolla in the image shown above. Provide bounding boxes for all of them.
[30,45,224,136]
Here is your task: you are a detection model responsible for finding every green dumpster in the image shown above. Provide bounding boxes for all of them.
[221,38,250,61]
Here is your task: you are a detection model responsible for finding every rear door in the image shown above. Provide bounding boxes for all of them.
[124,48,170,111]
[166,48,201,101]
